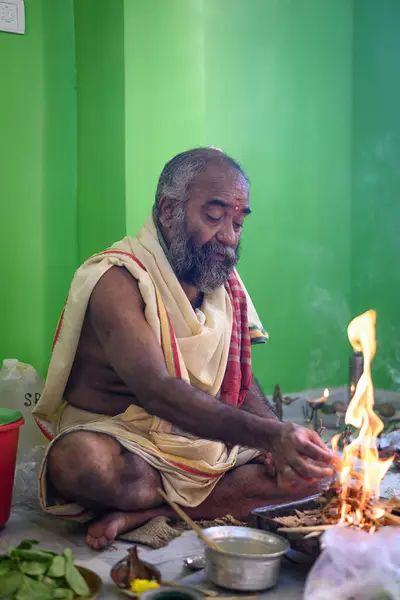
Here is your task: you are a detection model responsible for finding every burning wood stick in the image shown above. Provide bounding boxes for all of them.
[276,524,335,534]
[384,512,400,526]
[271,312,399,537]
[304,531,323,539]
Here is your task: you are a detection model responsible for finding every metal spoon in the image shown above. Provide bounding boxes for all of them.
[184,555,206,571]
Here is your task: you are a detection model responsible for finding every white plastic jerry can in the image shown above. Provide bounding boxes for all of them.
[0,359,47,460]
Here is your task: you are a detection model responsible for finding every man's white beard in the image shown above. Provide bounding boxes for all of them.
[168,208,239,293]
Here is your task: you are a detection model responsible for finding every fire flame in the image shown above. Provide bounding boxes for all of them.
[332,310,393,529]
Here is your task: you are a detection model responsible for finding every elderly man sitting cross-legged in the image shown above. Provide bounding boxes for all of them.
[33,148,334,550]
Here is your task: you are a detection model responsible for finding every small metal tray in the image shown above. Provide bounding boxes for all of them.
[249,494,323,558]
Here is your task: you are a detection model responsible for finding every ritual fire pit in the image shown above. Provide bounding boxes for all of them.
[250,494,325,558]
[252,310,400,557]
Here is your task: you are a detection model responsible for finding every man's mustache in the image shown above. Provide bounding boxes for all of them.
[199,240,238,263]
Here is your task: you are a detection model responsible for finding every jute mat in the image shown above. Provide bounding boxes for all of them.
[117,514,246,549]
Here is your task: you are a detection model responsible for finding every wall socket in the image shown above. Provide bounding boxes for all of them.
[0,1,25,34]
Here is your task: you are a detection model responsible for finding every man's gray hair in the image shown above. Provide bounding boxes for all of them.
[153,147,248,223]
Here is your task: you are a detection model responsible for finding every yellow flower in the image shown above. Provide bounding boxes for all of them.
[130,579,160,594]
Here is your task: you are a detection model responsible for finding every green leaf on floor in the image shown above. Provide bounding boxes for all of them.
[53,589,74,600]
[47,555,66,578]
[0,570,23,597]
[16,540,40,551]
[14,575,54,600]
[64,549,90,596]
[20,561,48,577]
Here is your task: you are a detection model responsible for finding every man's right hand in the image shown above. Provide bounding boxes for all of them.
[269,423,336,487]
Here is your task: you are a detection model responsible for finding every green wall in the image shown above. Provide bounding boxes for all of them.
[0,0,77,376]
[124,0,353,393]
[74,0,126,263]
[124,0,206,233]
[204,0,353,394]
[1,0,399,393]
[351,0,400,390]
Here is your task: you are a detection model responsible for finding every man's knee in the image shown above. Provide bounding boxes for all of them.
[47,430,162,511]
[47,431,120,505]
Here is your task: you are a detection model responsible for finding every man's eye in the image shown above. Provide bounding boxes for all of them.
[233,222,243,231]
[207,215,222,223]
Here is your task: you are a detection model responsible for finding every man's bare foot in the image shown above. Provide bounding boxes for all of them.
[86,508,169,550]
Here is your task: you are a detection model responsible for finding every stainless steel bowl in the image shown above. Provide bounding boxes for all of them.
[202,526,289,592]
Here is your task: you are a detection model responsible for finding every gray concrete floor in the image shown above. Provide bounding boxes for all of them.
[2,386,399,598]
[4,466,399,599]
[1,504,313,599]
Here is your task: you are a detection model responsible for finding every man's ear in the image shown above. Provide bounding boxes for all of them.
[158,196,175,228]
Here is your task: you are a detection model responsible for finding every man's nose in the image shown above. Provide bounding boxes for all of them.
[216,222,236,247]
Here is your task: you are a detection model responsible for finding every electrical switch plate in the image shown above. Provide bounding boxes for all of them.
[0,1,25,34]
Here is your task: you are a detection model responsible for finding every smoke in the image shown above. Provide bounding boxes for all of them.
[301,285,351,389]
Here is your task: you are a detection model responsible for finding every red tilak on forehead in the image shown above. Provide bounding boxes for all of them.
[234,200,240,212]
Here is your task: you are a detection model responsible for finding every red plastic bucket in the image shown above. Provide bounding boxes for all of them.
[0,409,24,527]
